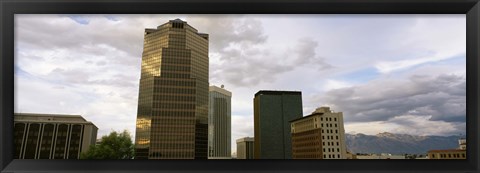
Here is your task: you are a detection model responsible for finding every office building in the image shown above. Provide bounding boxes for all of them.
[134,19,209,159]
[290,107,347,159]
[236,137,254,159]
[427,138,467,159]
[253,90,303,159]
[14,113,97,159]
[427,149,466,159]
[208,85,232,159]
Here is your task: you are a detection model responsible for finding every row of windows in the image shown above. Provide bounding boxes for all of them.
[319,117,337,122]
[432,153,466,158]
[322,141,340,146]
[324,154,341,159]
[152,102,195,110]
[323,148,340,153]
[294,154,322,159]
[14,123,84,159]
[293,147,321,153]
[321,123,338,128]
[322,135,339,140]
[322,129,339,134]
[153,87,195,95]
[293,142,321,148]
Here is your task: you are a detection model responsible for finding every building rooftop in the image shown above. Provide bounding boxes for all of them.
[236,137,254,143]
[289,107,339,122]
[428,149,466,153]
[14,113,97,128]
[254,90,301,97]
[209,85,232,96]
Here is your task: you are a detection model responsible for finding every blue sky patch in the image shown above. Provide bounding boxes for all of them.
[67,15,90,25]
[338,67,379,84]
[104,15,119,21]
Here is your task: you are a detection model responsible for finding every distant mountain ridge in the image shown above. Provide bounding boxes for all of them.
[346,132,464,155]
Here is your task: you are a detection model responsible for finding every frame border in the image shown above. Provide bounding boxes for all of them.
[1,0,479,172]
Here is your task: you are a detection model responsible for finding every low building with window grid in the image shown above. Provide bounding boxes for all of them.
[427,138,467,159]
[14,113,98,159]
[290,107,347,159]
[427,149,466,159]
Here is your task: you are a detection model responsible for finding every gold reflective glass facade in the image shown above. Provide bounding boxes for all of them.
[135,19,209,159]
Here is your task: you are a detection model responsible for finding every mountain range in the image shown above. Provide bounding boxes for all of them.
[345,132,464,155]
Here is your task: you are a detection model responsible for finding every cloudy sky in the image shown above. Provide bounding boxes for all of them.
[14,14,466,154]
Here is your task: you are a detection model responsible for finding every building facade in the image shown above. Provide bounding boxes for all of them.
[208,85,232,159]
[236,137,254,159]
[427,149,466,159]
[134,19,209,159]
[458,138,466,150]
[253,90,303,159]
[427,138,467,159]
[14,113,97,159]
[290,107,347,159]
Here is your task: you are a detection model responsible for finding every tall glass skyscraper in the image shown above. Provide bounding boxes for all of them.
[253,90,303,159]
[134,19,209,159]
[208,85,231,159]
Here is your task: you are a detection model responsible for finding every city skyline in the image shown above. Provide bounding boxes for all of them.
[14,14,466,155]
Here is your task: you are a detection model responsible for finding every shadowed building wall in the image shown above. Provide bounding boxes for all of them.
[253,90,303,159]
[14,113,97,159]
[134,19,209,159]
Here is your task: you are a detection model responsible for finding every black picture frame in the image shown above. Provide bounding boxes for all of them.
[1,0,479,173]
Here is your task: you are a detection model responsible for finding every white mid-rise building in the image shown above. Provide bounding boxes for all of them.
[290,106,347,159]
[208,85,232,159]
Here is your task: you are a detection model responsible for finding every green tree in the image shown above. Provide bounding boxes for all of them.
[80,130,134,159]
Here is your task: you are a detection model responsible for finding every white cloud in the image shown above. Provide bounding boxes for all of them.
[375,52,464,73]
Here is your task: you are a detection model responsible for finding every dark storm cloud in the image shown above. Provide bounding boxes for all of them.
[316,74,465,123]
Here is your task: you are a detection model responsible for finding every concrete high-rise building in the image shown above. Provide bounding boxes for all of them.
[253,90,303,159]
[14,113,98,159]
[236,137,254,159]
[208,85,232,159]
[134,19,209,159]
[290,107,347,159]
